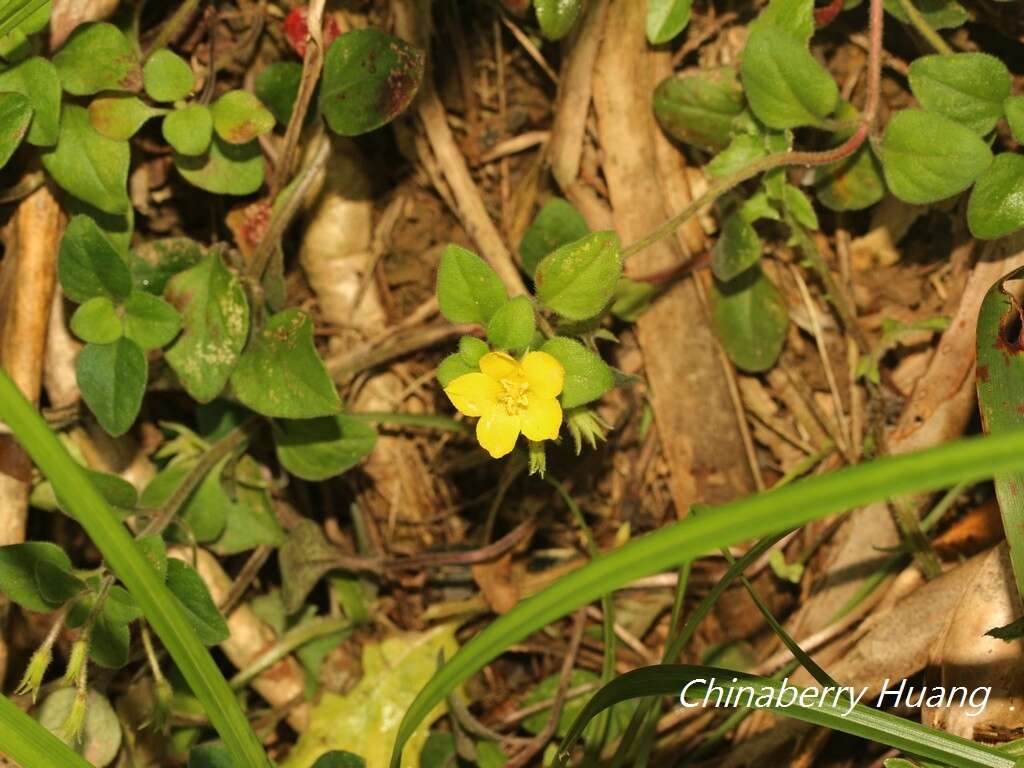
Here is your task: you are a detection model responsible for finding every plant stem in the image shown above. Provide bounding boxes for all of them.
[620,125,868,260]
[248,130,331,281]
[894,0,954,54]
[271,0,327,196]
[137,417,259,538]
[143,0,201,59]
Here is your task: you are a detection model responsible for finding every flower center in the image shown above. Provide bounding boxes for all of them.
[497,378,530,416]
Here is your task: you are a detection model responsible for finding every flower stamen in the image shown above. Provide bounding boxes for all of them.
[497,378,530,416]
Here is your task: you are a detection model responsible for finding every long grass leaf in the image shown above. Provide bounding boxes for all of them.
[388,430,1024,766]
[0,369,270,767]
[556,666,1017,768]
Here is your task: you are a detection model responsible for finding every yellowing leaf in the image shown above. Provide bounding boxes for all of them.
[281,625,458,768]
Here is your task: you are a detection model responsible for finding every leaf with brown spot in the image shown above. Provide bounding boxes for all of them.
[319,28,424,136]
[977,264,1024,604]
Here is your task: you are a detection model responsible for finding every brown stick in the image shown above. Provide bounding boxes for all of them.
[392,0,527,296]
[0,185,62,546]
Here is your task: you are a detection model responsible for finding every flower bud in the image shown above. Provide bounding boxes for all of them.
[63,639,88,687]
[58,688,88,744]
[14,647,51,703]
[565,407,609,454]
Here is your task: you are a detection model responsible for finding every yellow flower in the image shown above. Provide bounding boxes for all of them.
[444,351,565,458]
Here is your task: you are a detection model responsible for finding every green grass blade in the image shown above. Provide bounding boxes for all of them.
[976,265,1024,602]
[388,430,1024,766]
[0,0,48,38]
[0,370,271,768]
[555,666,1017,768]
[0,694,92,768]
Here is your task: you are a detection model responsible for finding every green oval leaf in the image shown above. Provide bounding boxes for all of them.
[646,0,693,44]
[58,214,132,303]
[211,89,274,144]
[486,296,536,351]
[436,244,508,325]
[519,198,590,279]
[740,23,838,129]
[143,48,195,103]
[88,94,164,141]
[967,153,1024,240]
[880,109,992,205]
[230,309,341,419]
[164,251,249,403]
[255,61,302,125]
[0,56,61,146]
[319,29,425,136]
[536,0,583,40]
[710,266,788,373]
[37,688,121,766]
[535,232,622,321]
[540,336,615,409]
[653,67,745,152]
[53,22,141,95]
[437,352,474,387]
[274,414,378,481]
[0,91,32,169]
[712,211,761,282]
[123,290,182,350]
[908,53,1010,135]
[70,296,122,344]
[166,558,229,645]
[458,335,489,366]
[0,541,74,611]
[42,104,131,214]
[174,135,264,195]
[76,338,147,436]
[1004,95,1024,145]
[163,104,213,156]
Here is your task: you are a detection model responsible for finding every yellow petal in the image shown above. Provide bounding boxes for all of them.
[444,372,500,417]
[479,351,520,381]
[520,395,563,442]
[521,351,564,399]
[476,409,521,458]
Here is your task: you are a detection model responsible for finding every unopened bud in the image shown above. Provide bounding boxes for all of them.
[14,647,51,703]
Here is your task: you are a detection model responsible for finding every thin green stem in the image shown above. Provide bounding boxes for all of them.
[620,124,868,261]
[894,0,954,54]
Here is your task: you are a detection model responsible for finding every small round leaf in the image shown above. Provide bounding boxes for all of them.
[70,296,122,344]
[88,95,164,141]
[76,338,148,436]
[319,29,425,136]
[143,49,195,102]
[486,296,536,351]
[210,90,274,144]
[535,232,622,321]
[162,104,213,156]
[122,291,182,350]
[967,153,1024,240]
[880,109,992,204]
